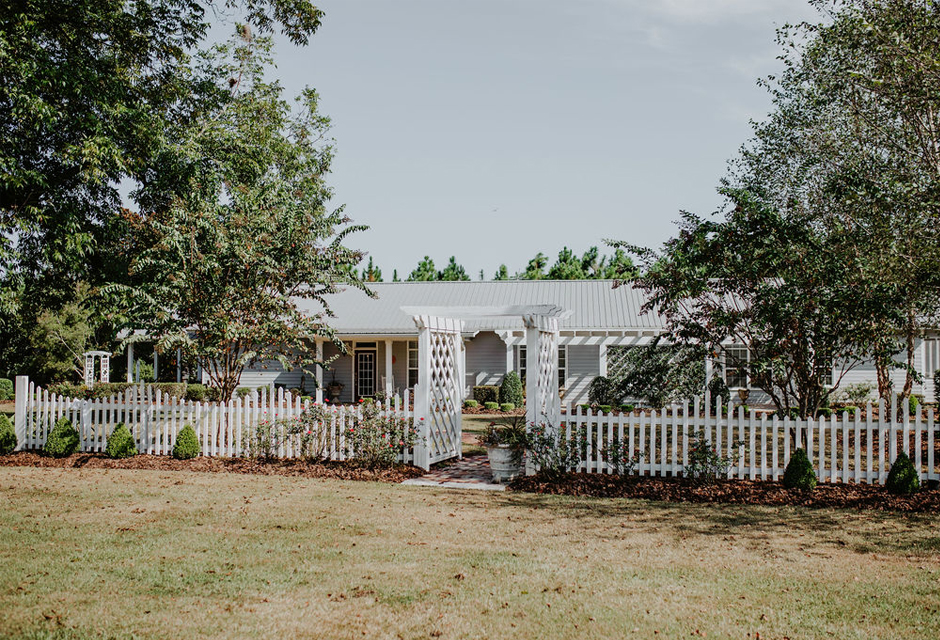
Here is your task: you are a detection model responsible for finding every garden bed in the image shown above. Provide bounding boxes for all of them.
[512,472,940,512]
[0,451,425,483]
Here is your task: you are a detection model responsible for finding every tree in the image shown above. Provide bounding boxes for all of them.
[611,339,705,409]
[361,257,383,282]
[407,256,437,282]
[546,247,585,280]
[493,264,510,281]
[438,256,470,281]
[522,253,548,280]
[107,31,366,401]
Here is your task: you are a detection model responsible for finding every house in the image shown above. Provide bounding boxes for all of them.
[235,280,940,405]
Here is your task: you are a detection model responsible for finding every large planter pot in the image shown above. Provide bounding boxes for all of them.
[325,383,344,399]
[486,444,523,483]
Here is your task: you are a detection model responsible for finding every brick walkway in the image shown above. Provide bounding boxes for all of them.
[401,454,506,491]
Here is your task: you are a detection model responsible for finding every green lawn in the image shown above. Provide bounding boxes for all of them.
[1,467,939,639]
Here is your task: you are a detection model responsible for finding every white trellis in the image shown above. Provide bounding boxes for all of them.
[524,313,561,428]
[412,315,465,470]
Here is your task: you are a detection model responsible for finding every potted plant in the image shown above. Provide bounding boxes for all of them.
[477,415,528,483]
[325,372,344,401]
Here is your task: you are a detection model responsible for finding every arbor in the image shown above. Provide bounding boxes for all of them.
[108,32,365,401]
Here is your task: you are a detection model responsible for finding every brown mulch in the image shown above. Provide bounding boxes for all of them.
[512,473,940,512]
[462,408,526,416]
[0,452,425,483]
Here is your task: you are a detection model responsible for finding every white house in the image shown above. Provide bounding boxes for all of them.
[235,280,940,405]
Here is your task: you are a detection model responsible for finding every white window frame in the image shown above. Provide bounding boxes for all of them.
[407,340,419,389]
[516,345,527,382]
[558,344,567,390]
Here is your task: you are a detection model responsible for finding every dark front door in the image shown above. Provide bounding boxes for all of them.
[355,350,376,399]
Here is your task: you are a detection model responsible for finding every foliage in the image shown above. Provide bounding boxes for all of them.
[836,383,874,407]
[24,293,99,384]
[280,404,333,460]
[106,32,366,402]
[783,448,817,491]
[47,382,188,400]
[684,429,739,484]
[346,401,420,468]
[172,425,200,460]
[185,385,207,402]
[609,341,706,408]
[406,256,437,281]
[587,376,619,406]
[499,371,524,406]
[484,401,499,411]
[499,403,515,412]
[885,452,920,496]
[472,385,500,405]
[236,387,254,399]
[361,257,383,283]
[476,415,528,455]
[620,403,635,413]
[438,256,470,281]
[526,423,587,478]
[463,399,479,409]
[707,376,730,403]
[104,423,137,459]
[42,418,79,458]
[0,378,12,401]
[600,435,639,475]
[597,405,613,414]
[0,414,15,455]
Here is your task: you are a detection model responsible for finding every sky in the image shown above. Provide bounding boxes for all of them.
[258,0,820,280]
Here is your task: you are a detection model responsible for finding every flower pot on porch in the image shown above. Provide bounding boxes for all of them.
[486,444,523,483]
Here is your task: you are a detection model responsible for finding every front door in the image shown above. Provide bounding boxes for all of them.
[355,349,376,399]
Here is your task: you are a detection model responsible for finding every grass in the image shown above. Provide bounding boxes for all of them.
[460,415,503,457]
[1,467,939,639]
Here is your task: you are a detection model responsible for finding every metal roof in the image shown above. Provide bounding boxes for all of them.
[296,280,665,335]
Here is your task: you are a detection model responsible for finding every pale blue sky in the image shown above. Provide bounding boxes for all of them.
[263,0,819,279]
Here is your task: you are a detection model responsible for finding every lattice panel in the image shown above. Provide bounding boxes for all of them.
[413,315,464,468]
[524,314,560,429]
[606,345,633,382]
[535,329,558,419]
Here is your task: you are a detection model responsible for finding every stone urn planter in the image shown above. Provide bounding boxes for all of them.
[485,444,524,483]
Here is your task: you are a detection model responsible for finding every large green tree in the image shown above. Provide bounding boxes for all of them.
[107,31,365,400]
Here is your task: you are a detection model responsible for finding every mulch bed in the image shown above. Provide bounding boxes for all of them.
[512,473,940,512]
[0,452,425,483]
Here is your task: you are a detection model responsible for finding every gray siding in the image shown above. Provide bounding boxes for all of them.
[236,358,306,391]
[466,332,508,389]
[563,345,600,406]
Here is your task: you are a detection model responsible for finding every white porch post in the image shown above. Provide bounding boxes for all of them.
[126,343,134,383]
[705,354,714,391]
[153,351,159,381]
[315,339,324,404]
[14,376,28,451]
[458,338,467,400]
[505,341,514,377]
[414,319,432,471]
[599,344,608,377]
[385,339,393,399]
[176,348,182,383]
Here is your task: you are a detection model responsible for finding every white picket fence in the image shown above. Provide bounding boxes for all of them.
[559,394,940,484]
[13,377,416,464]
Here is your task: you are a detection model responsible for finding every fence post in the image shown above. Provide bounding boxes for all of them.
[14,376,28,451]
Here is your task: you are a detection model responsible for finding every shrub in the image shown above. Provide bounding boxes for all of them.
[463,399,479,409]
[499,371,524,406]
[42,417,80,458]
[707,376,730,402]
[597,404,613,414]
[0,414,16,454]
[588,376,619,406]
[620,403,635,413]
[185,384,206,402]
[684,429,739,483]
[600,434,639,475]
[243,418,282,459]
[105,423,137,459]
[477,415,528,457]
[783,448,817,491]
[235,387,253,399]
[473,385,500,404]
[885,452,920,495]
[172,425,200,460]
[838,382,873,406]
[0,378,13,401]
[484,401,499,411]
[205,387,222,402]
[908,394,920,417]
[347,400,420,468]
[527,423,587,477]
[499,402,515,412]
[816,407,832,419]
[577,403,591,412]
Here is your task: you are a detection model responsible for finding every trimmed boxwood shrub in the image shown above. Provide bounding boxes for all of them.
[597,405,613,414]
[105,423,137,459]
[0,378,13,401]
[205,387,222,402]
[473,385,500,405]
[0,414,16,454]
[783,448,817,491]
[577,404,591,412]
[499,372,523,406]
[236,387,254,399]
[620,403,635,413]
[483,401,499,411]
[173,425,200,460]
[185,384,206,401]
[885,452,920,495]
[42,417,80,458]
[47,382,188,400]
[463,399,479,409]
[499,402,515,412]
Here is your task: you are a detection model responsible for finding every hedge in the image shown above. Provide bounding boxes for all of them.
[473,386,500,405]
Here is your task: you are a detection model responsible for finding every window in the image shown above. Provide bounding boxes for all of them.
[723,346,749,388]
[558,345,567,389]
[516,345,527,382]
[408,340,419,388]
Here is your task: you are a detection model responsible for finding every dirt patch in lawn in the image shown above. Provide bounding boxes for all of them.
[513,472,940,512]
[0,451,424,482]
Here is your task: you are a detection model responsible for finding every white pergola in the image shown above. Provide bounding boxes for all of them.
[401,305,568,470]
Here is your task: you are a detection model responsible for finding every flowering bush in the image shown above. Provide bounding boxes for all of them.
[346,400,420,468]
[600,435,639,476]
[243,418,282,459]
[526,422,588,477]
[684,429,740,483]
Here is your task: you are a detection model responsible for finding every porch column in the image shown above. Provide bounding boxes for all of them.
[153,351,159,381]
[126,343,134,383]
[176,348,182,383]
[385,339,393,399]
[599,344,608,377]
[315,339,324,404]
[505,341,514,377]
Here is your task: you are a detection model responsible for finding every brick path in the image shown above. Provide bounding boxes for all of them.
[401,454,506,491]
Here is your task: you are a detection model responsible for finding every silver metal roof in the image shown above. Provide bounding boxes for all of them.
[297,280,664,335]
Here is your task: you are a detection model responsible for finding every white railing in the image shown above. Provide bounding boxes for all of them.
[556,394,940,484]
[13,376,415,464]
